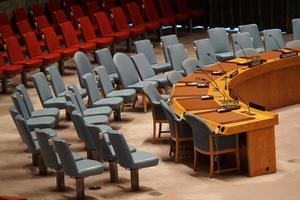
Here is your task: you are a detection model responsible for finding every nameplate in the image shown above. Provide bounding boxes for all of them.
[280,50,298,59]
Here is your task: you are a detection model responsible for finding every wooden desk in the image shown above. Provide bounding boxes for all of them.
[170,51,300,177]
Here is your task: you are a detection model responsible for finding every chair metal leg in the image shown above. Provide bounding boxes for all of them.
[38,155,48,176]
[126,38,132,52]
[169,140,173,157]
[209,154,214,178]
[109,161,118,183]
[158,123,162,138]
[173,24,177,35]
[188,18,192,32]
[130,169,139,191]
[152,121,156,143]
[142,94,147,113]
[175,140,180,163]
[87,149,96,160]
[193,149,197,171]
[111,43,115,55]
[32,153,38,166]
[58,59,65,75]
[1,77,7,94]
[56,169,65,192]
[113,107,121,121]
[76,178,84,200]
[21,71,28,87]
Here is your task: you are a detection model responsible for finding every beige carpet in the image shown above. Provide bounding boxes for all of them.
[0,30,299,200]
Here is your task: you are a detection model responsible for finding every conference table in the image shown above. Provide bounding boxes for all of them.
[170,50,300,177]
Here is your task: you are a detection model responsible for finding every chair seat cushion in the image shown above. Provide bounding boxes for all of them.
[92,97,123,109]
[129,25,145,37]
[31,128,57,140]
[73,43,96,52]
[94,124,112,133]
[0,65,23,76]
[215,51,235,61]
[27,116,57,130]
[126,80,158,92]
[44,97,66,109]
[76,159,104,178]
[152,63,172,74]
[106,89,136,103]
[54,47,78,57]
[131,151,159,170]
[145,75,168,87]
[160,16,176,25]
[83,106,112,117]
[256,47,265,52]
[83,115,109,125]
[107,31,130,41]
[35,52,61,64]
[31,107,60,118]
[88,37,114,47]
[13,58,43,69]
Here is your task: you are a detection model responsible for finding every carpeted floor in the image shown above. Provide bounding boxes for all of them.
[0,29,299,200]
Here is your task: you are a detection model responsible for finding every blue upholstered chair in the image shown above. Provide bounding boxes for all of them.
[235,48,259,58]
[193,39,217,66]
[292,18,300,40]
[263,29,284,51]
[82,73,124,120]
[160,34,180,63]
[182,58,202,75]
[160,100,193,163]
[52,137,104,199]
[94,48,120,85]
[74,51,94,89]
[167,43,187,75]
[231,32,253,56]
[166,70,183,85]
[113,52,158,113]
[286,40,300,48]
[208,28,235,61]
[134,39,172,74]
[184,113,240,178]
[238,24,265,52]
[108,131,159,191]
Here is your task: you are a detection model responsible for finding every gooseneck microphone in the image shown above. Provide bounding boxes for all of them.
[206,53,227,77]
[234,41,249,58]
[268,34,283,52]
[229,88,255,116]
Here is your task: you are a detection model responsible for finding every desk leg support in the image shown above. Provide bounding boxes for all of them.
[247,127,276,177]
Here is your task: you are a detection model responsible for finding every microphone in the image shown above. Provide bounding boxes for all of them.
[268,34,283,52]
[229,88,255,116]
[206,53,228,78]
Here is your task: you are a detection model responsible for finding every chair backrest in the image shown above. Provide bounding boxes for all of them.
[53,9,68,25]
[23,32,43,58]
[9,106,25,142]
[286,40,300,48]
[157,0,174,17]
[111,7,129,31]
[42,26,61,52]
[13,8,27,22]
[292,18,300,40]
[16,20,33,34]
[134,39,157,65]
[35,129,61,169]
[231,32,253,55]
[15,115,39,153]
[143,0,159,21]
[235,48,258,58]
[86,0,102,23]
[4,36,25,63]
[65,90,82,113]
[167,43,187,72]
[0,12,10,26]
[95,48,117,75]
[184,113,211,151]
[52,137,79,177]
[35,15,51,33]
[60,21,79,47]
[32,72,54,104]
[113,53,141,88]
[161,34,180,63]
[166,70,183,85]
[94,12,114,36]
[16,84,35,114]
[127,2,144,25]
[45,65,66,97]
[74,51,94,88]
[208,27,230,53]
[182,58,201,75]
[238,24,261,49]
[108,131,134,169]
[67,84,86,113]
[143,83,163,105]
[131,53,156,80]
[193,38,217,66]
[160,100,181,137]
[78,16,97,41]
[10,92,31,120]
[0,25,15,39]
[82,73,101,104]
[31,4,45,17]
[94,66,114,96]
[263,29,284,51]
[70,5,85,24]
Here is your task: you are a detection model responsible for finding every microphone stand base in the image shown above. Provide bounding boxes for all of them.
[241,110,256,116]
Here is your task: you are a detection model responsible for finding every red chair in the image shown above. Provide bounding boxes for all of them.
[127,2,161,39]
[23,32,61,72]
[157,0,190,30]
[0,13,10,27]
[34,15,63,41]
[4,36,43,86]
[46,0,61,22]
[102,0,116,10]
[78,16,113,49]
[62,0,77,11]
[0,25,20,40]
[12,8,28,22]
[143,0,176,33]
[42,26,78,74]
[16,20,45,47]
[86,1,103,24]
[111,7,145,47]
[94,12,130,51]
[0,51,23,93]
[30,4,45,17]
[59,21,96,53]
[53,9,69,25]
[70,5,85,24]
[175,0,205,19]
[0,196,27,200]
